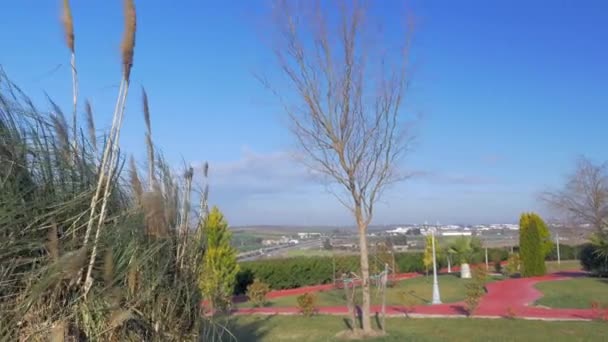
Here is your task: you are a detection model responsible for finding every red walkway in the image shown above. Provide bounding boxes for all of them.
[232,270,602,320]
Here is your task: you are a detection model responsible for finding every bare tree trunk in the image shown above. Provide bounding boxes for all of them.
[358,220,372,333]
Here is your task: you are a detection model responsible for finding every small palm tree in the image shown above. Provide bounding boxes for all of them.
[448,237,481,278]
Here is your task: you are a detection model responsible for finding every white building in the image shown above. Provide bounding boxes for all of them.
[441,231,472,237]
[386,227,409,235]
[297,232,321,239]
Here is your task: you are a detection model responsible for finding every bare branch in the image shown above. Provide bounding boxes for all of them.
[542,157,608,233]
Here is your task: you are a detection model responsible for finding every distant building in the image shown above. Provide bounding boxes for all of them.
[262,239,281,246]
[441,231,472,237]
[386,227,409,235]
[297,232,321,239]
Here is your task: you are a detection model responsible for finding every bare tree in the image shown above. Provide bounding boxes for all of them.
[263,0,414,334]
[542,157,608,235]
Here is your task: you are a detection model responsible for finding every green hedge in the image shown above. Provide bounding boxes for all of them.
[545,243,582,261]
[234,249,511,294]
[235,256,339,294]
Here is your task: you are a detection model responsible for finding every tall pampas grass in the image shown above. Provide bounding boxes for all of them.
[1,1,223,339]
[121,0,136,82]
[177,166,194,269]
[61,0,78,153]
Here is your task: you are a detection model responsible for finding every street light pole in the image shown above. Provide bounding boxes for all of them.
[431,224,442,305]
[485,246,489,271]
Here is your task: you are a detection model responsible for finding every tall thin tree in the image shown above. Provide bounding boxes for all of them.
[263,0,414,333]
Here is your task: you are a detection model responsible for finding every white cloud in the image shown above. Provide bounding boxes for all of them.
[194,148,509,225]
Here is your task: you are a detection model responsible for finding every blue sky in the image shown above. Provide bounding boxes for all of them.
[1,1,606,226]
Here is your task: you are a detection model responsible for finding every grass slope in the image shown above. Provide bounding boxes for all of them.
[535,277,608,309]
[239,274,502,308]
[230,315,608,342]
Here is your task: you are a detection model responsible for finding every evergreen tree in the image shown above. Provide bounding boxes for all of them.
[199,206,239,312]
[519,212,551,277]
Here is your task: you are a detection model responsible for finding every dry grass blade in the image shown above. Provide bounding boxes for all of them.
[129,156,143,204]
[142,87,151,131]
[62,0,78,153]
[51,113,70,161]
[47,223,60,261]
[108,309,132,329]
[121,0,136,81]
[103,247,114,285]
[142,190,168,237]
[85,99,96,150]
[61,0,74,52]
[142,87,155,186]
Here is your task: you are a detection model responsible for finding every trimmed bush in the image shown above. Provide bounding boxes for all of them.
[505,253,521,277]
[519,213,551,277]
[246,278,271,307]
[296,292,317,316]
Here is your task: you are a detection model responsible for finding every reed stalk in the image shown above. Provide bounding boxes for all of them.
[82,0,136,294]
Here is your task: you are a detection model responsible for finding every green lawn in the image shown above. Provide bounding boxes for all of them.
[535,277,608,309]
[228,315,608,341]
[239,274,501,308]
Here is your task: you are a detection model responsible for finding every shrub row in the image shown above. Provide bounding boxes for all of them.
[545,243,583,261]
[234,248,511,294]
[234,243,587,294]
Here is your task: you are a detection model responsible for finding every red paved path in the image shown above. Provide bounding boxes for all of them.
[233,270,602,320]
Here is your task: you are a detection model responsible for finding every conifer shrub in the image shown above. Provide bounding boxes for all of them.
[296,292,318,316]
[246,278,271,307]
[519,213,551,277]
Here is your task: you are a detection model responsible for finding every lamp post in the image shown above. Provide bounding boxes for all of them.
[429,222,442,305]
[485,246,489,271]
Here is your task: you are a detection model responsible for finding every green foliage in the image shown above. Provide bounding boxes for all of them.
[505,253,521,277]
[199,207,239,312]
[423,235,438,274]
[235,247,517,294]
[246,278,271,307]
[236,252,434,294]
[464,266,488,316]
[494,261,503,273]
[580,243,608,276]
[448,237,482,264]
[546,243,582,261]
[296,292,318,316]
[396,252,432,273]
[372,242,396,275]
[519,213,551,277]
